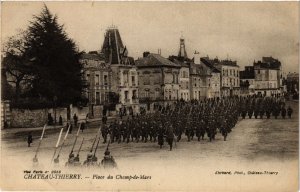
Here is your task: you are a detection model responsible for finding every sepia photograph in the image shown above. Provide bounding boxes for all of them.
[1,1,299,191]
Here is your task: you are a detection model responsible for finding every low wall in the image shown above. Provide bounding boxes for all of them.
[10,104,118,128]
[11,108,48,128]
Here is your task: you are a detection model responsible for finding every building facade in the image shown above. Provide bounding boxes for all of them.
[286,72,299,94]
[81,53,112,106]
[136,52,181,104]
[239,66,255,95]
[101,26,139,114]
[253,57,282,96]
[202,57,240,97]
[200,56,221,98]
[178,65,190,101]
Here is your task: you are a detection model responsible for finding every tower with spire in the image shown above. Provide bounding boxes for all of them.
[178,36,187,60]
[101,25,131,65]
[100,25,138,114]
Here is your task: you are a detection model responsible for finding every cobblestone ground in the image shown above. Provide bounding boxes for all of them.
[1,101,298,191]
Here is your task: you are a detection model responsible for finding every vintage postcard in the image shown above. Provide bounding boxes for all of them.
[1,1,299,191]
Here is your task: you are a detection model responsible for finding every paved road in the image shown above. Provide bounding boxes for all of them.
[1,101,298,191]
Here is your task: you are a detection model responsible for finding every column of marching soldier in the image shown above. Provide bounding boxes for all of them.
[32,95,293,167]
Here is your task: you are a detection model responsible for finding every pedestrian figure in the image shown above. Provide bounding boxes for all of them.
[287,106,293,119]
[48,113,53,125]
[281,107,286,119]
[166,126,174,151]
[73,113,78,127]
[157,126,164,149]
[69,123,73,134]
[101,124,108,143]
[27,132,33,147]
[80,123,85,132]
[58,115,63,125]
[102,115,107,125]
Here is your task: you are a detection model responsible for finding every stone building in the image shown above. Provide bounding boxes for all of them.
[168,37,191,101]
[169,37,220,100]
[202,57,240,96]
[199,56,221,98]
[253,57,282,96]
[136,52,181,105]
[239,57,283,96]
[239,66,255,95]
[286,72,299,94]
[81,52,112,106]
[101,26,139,114]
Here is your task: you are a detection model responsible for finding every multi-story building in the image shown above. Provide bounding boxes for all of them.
[101,26,139,114]
[169,37,220,100]
[136,52,181,104]
[189,63,211,100]
[168,37,190,101]
[199,56,221,98]
[239,57,283,96]
[81,52,112,106]
[253,57,282,96]
[286,72,299,94]
[239,66,255,95]
[202,57,240,96]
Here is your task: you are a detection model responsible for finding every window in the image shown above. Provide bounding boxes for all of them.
[132,76,136,86]
[104,75,108,86]
[95,74,99,85]
[145,89,150,97]
[257,70,260,74]
[96,92,100,105]
[173,74,178,84]
[144,76,150,85]
[132,90,137,99]
[125,91,129,100]
[155,89,160,99]
[123,71,129,85]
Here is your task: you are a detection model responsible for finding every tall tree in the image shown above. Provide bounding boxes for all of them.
[2,30,34,101]
[24,5,84,105]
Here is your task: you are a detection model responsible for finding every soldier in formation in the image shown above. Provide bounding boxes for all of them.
[238,95,289,120]
[96,96,242,147]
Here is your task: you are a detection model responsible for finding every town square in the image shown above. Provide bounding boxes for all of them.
[1,2,299,191]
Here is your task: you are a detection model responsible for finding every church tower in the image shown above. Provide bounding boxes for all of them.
[178,37,187,59]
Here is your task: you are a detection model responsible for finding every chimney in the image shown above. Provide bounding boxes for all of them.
[143,51,150,58]
[194,51,200,64]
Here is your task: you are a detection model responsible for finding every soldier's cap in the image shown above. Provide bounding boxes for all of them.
[104,150,110,155]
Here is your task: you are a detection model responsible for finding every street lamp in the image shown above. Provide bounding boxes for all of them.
[53,96,57,125]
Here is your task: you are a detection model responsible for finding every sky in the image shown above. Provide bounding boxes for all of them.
[2,1,299,73]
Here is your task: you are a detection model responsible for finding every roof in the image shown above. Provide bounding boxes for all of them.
[200,57,221,73]
[254,57,281,70]
[168,55,190,67]
[136,53,180,68]
[101,28,125,64]
[80,53,105,60]
[190,62,212,76]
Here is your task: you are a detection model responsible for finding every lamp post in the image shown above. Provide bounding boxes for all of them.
[53,96,57,125]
